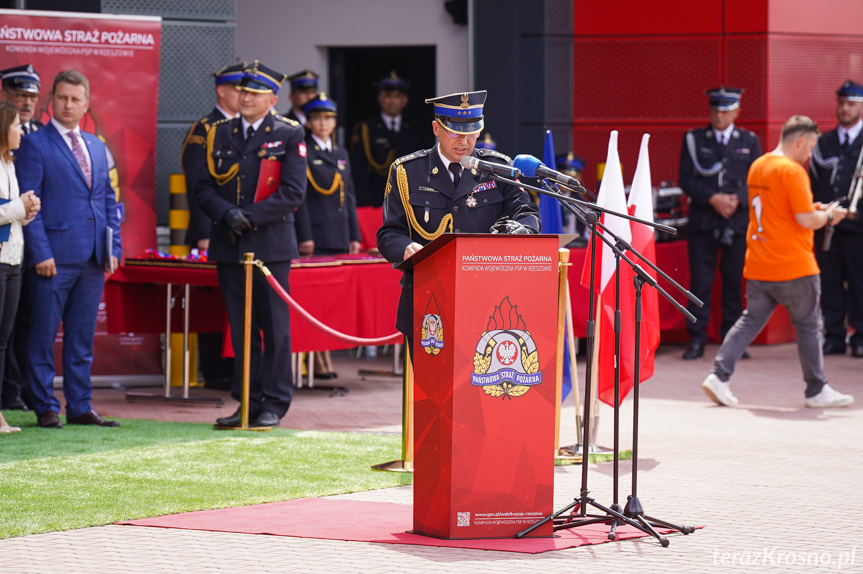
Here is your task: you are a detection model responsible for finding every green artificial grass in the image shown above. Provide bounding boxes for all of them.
[0,412,411,539]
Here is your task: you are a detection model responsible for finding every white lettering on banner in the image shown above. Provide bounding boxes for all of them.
[0,25,154,49]
[461,253,554,263]
[5,44,135,58]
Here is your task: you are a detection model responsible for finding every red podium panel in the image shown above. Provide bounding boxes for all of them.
[405,234,559,539]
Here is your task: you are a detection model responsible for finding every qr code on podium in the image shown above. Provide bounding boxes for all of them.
[457,512,470,527]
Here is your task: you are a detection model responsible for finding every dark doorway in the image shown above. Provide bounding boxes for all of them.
[328,45,436,149]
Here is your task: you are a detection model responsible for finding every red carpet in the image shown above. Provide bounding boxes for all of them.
[118,497,681,553]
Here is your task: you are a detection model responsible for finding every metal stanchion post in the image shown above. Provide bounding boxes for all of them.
[240,252,254,429]
[372,337,414,472]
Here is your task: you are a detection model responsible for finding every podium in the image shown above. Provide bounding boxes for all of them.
[399,233,559,539]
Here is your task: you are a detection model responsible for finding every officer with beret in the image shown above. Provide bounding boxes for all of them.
[196,61,307,428]
[679,87,762,360]
[377,90,540,345]
[285,69,319,127]
[1,64,43,134]
[810,80,863,357]
[350,71,427,207]
[181,62,245,251]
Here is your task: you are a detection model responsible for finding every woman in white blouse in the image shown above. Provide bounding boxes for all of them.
[0,102,40,433]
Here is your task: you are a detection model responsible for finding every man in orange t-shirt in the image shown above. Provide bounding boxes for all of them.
[702,116,854,409]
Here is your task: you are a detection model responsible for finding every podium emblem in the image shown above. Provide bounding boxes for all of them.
[471,297,543,399]
[420,295,444,355]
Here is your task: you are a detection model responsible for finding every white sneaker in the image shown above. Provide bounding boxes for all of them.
[804,384,854,408]
[702,373,739,407]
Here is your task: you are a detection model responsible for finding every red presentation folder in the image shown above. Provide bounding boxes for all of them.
[254,158,281,202]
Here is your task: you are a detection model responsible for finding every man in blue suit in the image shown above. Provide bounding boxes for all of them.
[16,70,122,428]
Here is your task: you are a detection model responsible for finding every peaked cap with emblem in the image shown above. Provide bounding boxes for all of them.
[837,80,863,102]
[556,152,586,176]
[212,61,247,86]
[706,87,744,111]
[238,60,286,94]
[425,90,487,135]
[288,69,319,92]
[474,133,496,150]
[378,71,408,94]
[302,92,337,116]
[0,63,40,93]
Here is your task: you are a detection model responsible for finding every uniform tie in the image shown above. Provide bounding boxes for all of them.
[842,133,850,151]
[68,131,92,188]
[246,125,255,141]
[21,123,28,135]
[448,163,462,187]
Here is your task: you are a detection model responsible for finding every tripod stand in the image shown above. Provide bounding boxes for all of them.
[499,175,697,545]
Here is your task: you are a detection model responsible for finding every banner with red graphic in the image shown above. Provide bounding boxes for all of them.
[1,9,162,375]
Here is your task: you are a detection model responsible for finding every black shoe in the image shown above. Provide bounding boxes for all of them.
[215,407,261,427]
[37,410,63,428]
[2,398,29,410]
[66,410,120,427]
[741,350,751,360]
[851,344,863,358]
[823,341,847,355]
[313,372,338,380]
[250,411,280,428]
[682,340,705,360]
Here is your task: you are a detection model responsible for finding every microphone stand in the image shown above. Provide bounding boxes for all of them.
[498,175,698,545]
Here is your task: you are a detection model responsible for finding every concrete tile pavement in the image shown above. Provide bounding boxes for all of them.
[1,343,861,573]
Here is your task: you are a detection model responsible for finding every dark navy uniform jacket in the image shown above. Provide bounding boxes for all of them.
[181,107,227,247]
[810,128,863,234]
[679,125,761,234]
[349,116,428,208]
[195,112,307,264]
[295,136,361,253]
[377,145,541,336]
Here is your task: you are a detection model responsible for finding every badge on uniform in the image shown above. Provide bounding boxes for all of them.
[432,166,439,175]
[298,142,307,158]
[258,149,267,157]
[472,181,496,193]
[466,194,477,208]
[312,159,324,165]
[337,159,347,171]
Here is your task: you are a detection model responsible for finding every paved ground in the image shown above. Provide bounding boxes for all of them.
[2,343,862,573]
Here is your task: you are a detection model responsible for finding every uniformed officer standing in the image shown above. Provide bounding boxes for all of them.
[181,62,245,252]
[1,64,43,134]
[809,80,863,357]
[0,64,42,411]
[285,69,319,127]
[679,87,762,360]
[296,93,361,257]
[195,61,306,428]
[295,93,361,379]
[377,90,540,344]
[350,72,427,208]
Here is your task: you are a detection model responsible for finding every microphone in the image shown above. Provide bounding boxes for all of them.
[459,155,522,179]
[512,154,584,189]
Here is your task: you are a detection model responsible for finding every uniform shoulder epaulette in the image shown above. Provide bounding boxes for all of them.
[475,148,512,163]
[393,149,428,167]
[211,116,233,128]
[199,115,211,125]
[276,115,300,127]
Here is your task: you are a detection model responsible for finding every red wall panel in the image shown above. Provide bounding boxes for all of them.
[574,0,722,36]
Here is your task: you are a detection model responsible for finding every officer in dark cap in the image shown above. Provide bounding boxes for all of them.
[810,80,863,357]
[679,87,761,360]
[0,64,43,411]
[474,132,496,150]
[177,62,245,389]
[285,69,319,127]
[350,71,427,207]
[1,64,43,134]
[377,90,540,346]
[196,61,306,428]
[181,62,245,251]
[295,93,361,379]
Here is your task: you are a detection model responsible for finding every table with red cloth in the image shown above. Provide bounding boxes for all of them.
[566,240,795,345]
[104,258,402,353]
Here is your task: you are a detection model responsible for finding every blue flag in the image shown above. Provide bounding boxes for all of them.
[539,130,564,235]
[541,130,572,401]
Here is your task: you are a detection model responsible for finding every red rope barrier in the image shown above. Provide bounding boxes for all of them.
[262,268,403,346]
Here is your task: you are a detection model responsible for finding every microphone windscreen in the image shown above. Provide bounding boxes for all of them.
[512,154,542,178]
[459,155,478,169]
